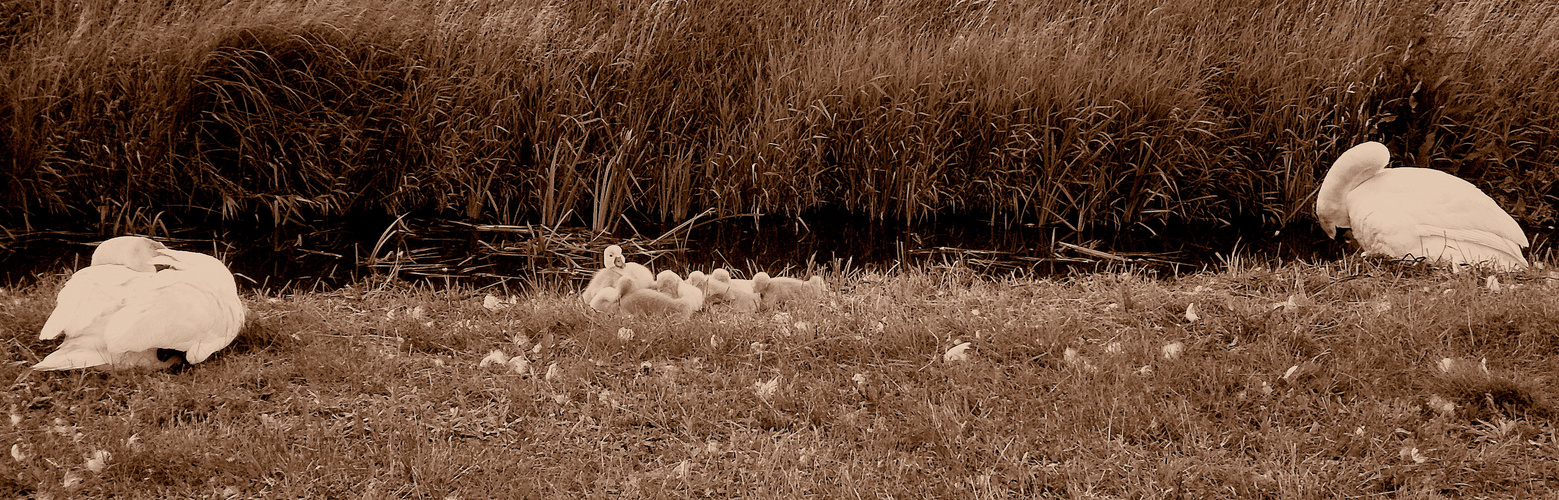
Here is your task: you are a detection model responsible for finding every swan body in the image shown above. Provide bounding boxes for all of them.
[693,269,758,312]
[582,245,654,309]
[655,270,705,313]
[1316,141,1528,270]
[752,272,826,308]
[34,245,246,371]
[617,272,698,319]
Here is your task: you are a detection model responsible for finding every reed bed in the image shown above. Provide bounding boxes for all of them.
[2,0,1556,239]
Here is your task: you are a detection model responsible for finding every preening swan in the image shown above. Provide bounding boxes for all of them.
[1316,141,1528,270]
[34,244,246,371]
[752,272,826,308]
[582,244,654,310]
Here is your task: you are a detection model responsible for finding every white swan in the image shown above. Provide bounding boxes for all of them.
[692,269,758,312]
[1316,141,1529,270]
[752,272,826,308]
[582,244,654,310]
[35,246,246,370]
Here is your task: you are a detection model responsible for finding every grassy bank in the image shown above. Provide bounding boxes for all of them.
[3,0,1557,236]
[4,258,1557,497]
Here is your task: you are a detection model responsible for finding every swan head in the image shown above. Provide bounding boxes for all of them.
[1316,141,1390,239]
[751,272,771,294]
[603,245,627,269]
[91,236,167,272]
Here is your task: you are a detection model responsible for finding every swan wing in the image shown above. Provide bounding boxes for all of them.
[33,334,116,370]
[102,273,243,364]
[1348,168,1528,266]
[38,266,143,340]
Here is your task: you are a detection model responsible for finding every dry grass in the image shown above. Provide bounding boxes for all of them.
[4,257,1557,497]
[2,0,1557,237]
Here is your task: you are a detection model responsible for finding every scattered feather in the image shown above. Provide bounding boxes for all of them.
[1184,303,1200,322]
[1399,446,1428,464]
[482,294,515,311]
[1485,276,1501,292]
[616,327,635,341]
[507,356,530,375]
[1160,342,1185,360]
[943,342,972,363]
[86,450,110,473]
[478,350,509,368]
[10,443,27,462]
[1427,394,1455,415]
[544,363,561,381]
[754,377,781,400]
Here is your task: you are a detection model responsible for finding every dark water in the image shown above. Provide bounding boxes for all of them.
[0,210,1349,290]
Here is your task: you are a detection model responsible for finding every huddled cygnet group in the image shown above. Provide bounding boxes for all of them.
[580,245,827,319]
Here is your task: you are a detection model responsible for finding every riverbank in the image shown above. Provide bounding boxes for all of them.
[4,257,1556,497]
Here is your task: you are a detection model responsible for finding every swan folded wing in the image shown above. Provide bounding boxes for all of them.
[1412,227,1528,268]
[38,266,144,340]
[34,335,176,371]
[1347,169,1528,266]
[102,280,242,364]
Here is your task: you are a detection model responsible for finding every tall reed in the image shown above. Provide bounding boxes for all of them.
[2,0,1555,238]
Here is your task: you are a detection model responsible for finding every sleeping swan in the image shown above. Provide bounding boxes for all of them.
[35,243,246,370]
[1316,141,1528,270]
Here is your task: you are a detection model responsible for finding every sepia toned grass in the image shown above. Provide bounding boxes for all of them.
[4,256,1557,497]
[2,0,1557,236]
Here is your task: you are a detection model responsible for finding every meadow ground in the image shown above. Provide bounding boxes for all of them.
[2,257,1557,498]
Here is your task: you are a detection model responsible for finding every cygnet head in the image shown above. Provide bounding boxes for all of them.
[688,270,708,288]
[91,236,167,272]
[709,268,733,283]
[603,245,628,269]
[655,270,683,294]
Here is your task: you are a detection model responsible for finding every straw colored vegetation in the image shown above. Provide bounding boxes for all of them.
[4,258,1557,497]
[3,0,1558,235]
